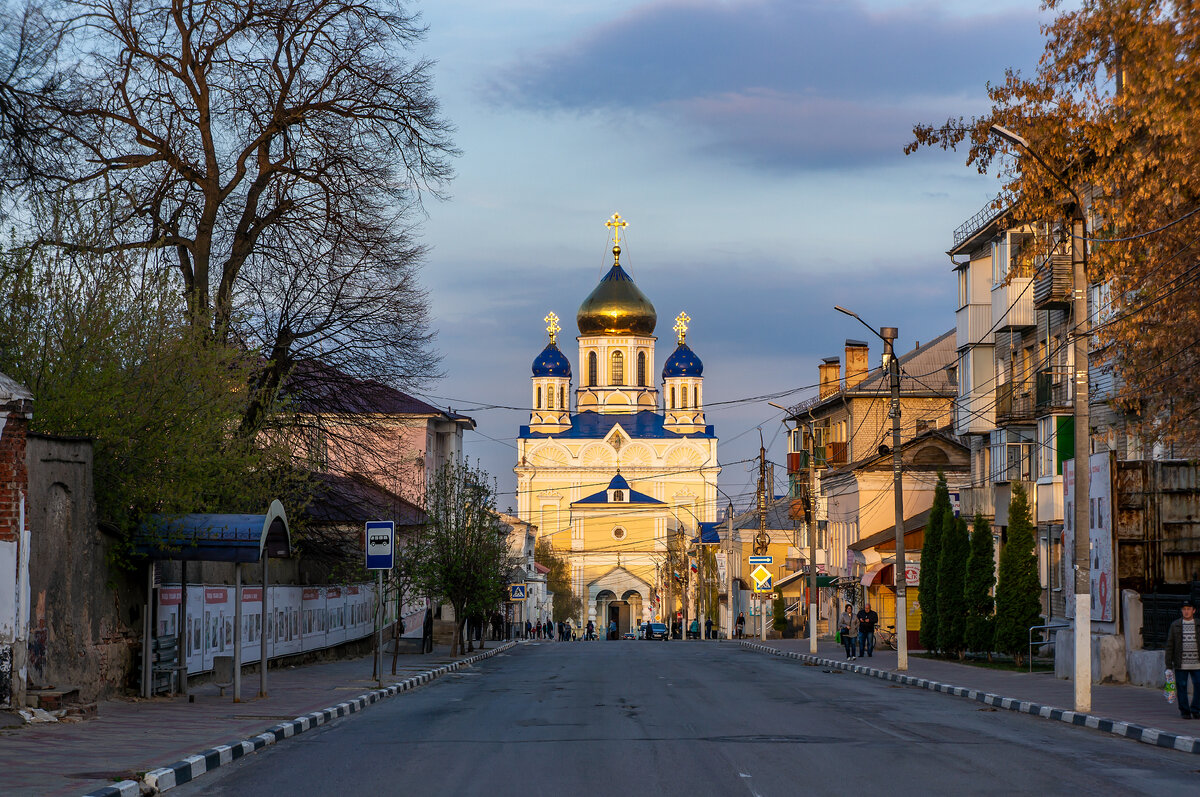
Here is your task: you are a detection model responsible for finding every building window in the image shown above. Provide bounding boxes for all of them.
[957,267,968,308]
[547,387,555,410]
[693,386,699,408]
[560,387,566,410]
[612,490,625,502]
[588,351,598,386]
[681,386,688,409]
[536,386,542,409]
[612,527,627,540]
[611,351,624,385]
[637,351,647,386]
[670,386,675,409]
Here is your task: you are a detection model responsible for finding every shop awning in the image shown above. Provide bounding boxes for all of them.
[133,500,291,563]
[861,563,893,586]
[775,571,838,590]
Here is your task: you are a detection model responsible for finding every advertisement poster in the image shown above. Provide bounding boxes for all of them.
[1063,452,1115,623]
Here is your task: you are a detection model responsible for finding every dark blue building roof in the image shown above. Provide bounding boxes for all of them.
[520,411,715,439]
[574,473,663,505]
[662,343,703,378]
[691,521,722,544]
[532,342,572,378]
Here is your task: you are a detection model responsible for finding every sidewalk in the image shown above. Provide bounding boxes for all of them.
[0,643,502,797]
[751,638,1197,748]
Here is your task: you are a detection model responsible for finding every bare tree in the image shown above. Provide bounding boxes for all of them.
[26,0,454,421]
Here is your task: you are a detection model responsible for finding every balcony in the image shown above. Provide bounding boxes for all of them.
[959,486,996,519]
[956,303,993,350]
[955,388,996,435]
[1035,369,1071,411]
[995,382,1035,425]
[991,277,1035,330]
[1033,254,1072,309]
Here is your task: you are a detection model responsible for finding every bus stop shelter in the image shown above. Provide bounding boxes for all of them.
[133,500,291,702]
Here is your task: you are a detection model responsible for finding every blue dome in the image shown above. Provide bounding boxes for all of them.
[662,343,703,378]
[532,342,572,378]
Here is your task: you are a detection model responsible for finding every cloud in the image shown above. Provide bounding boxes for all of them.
[489,0,1043,170]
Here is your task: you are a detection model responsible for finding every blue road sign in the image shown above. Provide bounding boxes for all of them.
[365,521,394,570]
[749,555,773,564]
[509,583,527,601]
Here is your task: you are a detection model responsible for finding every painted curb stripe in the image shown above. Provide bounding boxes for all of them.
[80,641,517,797]
[738,640,1200,756]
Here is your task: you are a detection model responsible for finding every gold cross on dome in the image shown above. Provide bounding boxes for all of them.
[674,311,690,344]
[605,213,628,247]
[544,312,561,344]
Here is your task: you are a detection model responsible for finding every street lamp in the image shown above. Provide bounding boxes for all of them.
[834,305,908,671]
[989,122,1092,712]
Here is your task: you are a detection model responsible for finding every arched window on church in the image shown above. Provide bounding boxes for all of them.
[694,386,699,408]
[611,351,624,385]
[612,490,624,502]
[560,387,566,410]
[588,351,597,386]
[637,351,647,386]
[669,386,675,409]
[536,386,542,409]
[548,387,555,410]
[681,387,688,409]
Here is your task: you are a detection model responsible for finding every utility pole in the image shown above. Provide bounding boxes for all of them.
[883,327,908,671]
[807,420,818,655]
[988,123,1091,712]
[725,502,734,639]
[834,306,908,671]
[756,433,770,641]
[1070,207,1092,710]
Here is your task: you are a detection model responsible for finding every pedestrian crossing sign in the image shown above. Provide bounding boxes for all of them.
[509,584,527,601]
[752,564,772,593]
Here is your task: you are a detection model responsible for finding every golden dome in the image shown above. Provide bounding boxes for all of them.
[576,246,657,336]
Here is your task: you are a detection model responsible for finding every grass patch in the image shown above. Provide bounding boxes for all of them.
[913,652,1054,673]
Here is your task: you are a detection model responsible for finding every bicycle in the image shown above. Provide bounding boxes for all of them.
[875,624,898,651]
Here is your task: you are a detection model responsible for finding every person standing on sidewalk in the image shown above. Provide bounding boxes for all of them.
[736,612,746,639]
[1167,599,1200,719]
[840,603,859,660]
[857,603,879,658]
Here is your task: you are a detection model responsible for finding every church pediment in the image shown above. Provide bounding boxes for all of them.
[588,565,650,596]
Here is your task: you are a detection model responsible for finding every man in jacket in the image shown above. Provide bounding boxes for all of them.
[1166,599,1200,719]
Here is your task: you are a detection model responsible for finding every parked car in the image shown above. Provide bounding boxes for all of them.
[643,622,669,640]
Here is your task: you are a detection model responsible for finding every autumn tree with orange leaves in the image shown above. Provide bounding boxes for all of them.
[908,0,1200,450]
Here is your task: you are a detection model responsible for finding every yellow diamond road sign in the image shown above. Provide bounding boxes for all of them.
[751,564,772,592]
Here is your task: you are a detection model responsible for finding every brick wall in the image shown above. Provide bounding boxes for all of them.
[0,410,29,543]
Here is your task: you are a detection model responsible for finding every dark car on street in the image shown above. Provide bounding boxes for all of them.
[643,622,669,640]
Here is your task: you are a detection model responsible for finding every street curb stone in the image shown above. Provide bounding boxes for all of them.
[739,640,1200,754]
[81,641,518,797]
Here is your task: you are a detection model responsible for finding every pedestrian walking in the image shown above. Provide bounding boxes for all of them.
[1167,599,1200,719]
[705,616,713,639]
[857,603,879,658]
[608,619,617,640]
[547,620,555,641]
[525,619,532,639]
[839,603,859,660]
[736,612,746,639]
[586,619,595,640]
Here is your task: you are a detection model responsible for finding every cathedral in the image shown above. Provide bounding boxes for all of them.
[515,214,721,634]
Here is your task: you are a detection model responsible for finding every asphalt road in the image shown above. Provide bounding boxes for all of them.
[178,641,1200,796]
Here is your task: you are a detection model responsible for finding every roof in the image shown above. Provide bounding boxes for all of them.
[283,362,475,428]
[521,410,715,440]
[787,329,956,418]
[732,495,796,532]
[532,342,572,378]
[663,342,703,378]
[691,521,722,544]
[304,472,425,527]
[849,508,932,552]
[0,371,33,407]
[825,426,968,478]
[133,500,291,563]
[574,473,664,505]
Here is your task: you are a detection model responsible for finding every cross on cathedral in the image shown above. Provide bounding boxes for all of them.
[605,213,628,247]
[544,312,561,344]
[674,311,690,344]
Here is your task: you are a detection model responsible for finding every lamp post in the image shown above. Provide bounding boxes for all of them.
[990,123,1091,711]
[834,306,907,671]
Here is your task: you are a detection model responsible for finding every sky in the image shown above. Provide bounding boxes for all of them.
[404,0,1054,512]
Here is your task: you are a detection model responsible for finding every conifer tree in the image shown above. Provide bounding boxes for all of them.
[920,472,949,654]
[936,514,969,658]
[965,512,996,655]
[994,482,1042,665]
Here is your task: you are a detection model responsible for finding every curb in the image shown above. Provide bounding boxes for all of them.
[739,641,1200,755]
[82,641,517,796]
